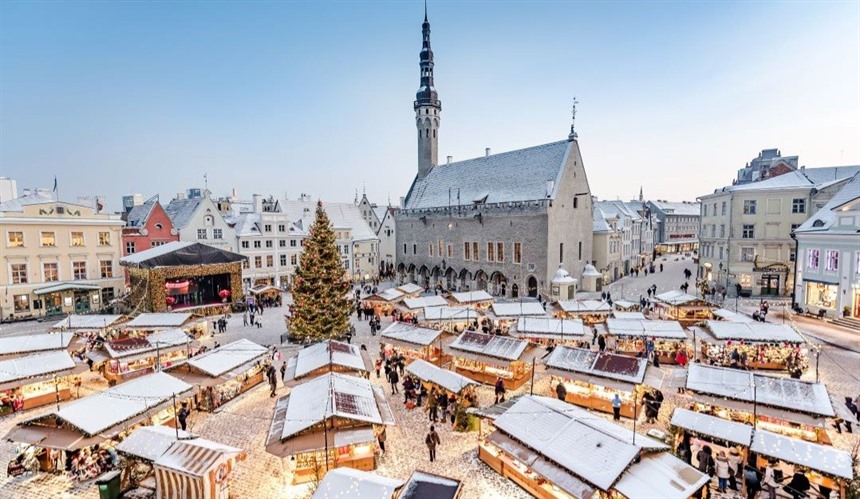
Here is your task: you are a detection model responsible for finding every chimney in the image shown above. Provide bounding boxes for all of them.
[399,196,406,209]
[546,180,555,197]
[23,188,31,196]
[253,194,263,213]
[485,148,491,157]
[447,156,452,165]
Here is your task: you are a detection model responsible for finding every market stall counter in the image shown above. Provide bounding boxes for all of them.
[443,331,537,389]
[683,363,835,444]
[654,291,714,325]
[485,302,548,332]
[544,346,663,419]
[0,351,86,413]
[419,306,480,332]
[379,322,450,364]
[478,395,708,499]
[283,339,372,386]
[362,288,406,316]
[554,300,612,325]
[603,318,688,364]
[507,317,590,348]
[92,328,193,384]
[695,320,807,371]
[166,338,268,411]
[265,372,395,484]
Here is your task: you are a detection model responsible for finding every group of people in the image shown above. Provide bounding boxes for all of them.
[242,308,263,328]
[212,314,229,333]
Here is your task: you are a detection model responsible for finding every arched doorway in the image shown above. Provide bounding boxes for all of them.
[459,269,472,290]
[511,283,519,299]
[527,276,538,298]
[475,270,488,291]
[418,265,429,286]
[489,271,507,297]
[430,266,442,288]
[445,268,457,290]
[407,264,416,284]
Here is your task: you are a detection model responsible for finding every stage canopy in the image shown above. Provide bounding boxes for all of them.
[121,241,246,269]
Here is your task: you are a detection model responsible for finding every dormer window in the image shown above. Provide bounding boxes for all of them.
[154,223,163,230]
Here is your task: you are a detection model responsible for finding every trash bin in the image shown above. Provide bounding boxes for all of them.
[96,470,121,499]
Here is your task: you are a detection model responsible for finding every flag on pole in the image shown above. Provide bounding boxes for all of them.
[52,176,58,192]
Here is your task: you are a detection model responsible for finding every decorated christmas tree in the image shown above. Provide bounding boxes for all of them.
[288,201,353,343]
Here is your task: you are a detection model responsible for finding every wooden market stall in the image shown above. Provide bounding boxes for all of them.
[684,363,835,444]
[485,302,547,333]
[52,314,128,333]
[507,317,590,348]
[554,299,612,325]
[395,282,424,299]
[654,291,714,325]
[265,372,395,484]
[544,346,663,419]
[0,351,86,413]
[398,471,463,499]
[117,425,247,499]
[397,296,449,322]
[444,331,537,389]
[612,300,640,312]
[90,328,193,384]
[363,288,406,316]
[610,311,646,320]
[710,308,754,323]
[312,468,404,499]
[420,306,480,332]
[123,312,208,337]
[602,318,688,364]
[477,395,708,499]
[0,332,75,361]
[4,372,194,480]
[406,359,477,397]
[694,320,807,371]
[380,322,450,364]
[449,290,495,310]
[670,408,854,499]
[167,338,268,411]
[282,340,372,387]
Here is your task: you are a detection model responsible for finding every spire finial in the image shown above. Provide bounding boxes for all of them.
[424,0,428,22]
[568,96,579,140]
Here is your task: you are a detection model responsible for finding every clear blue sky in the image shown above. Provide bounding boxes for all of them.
[1,1,858,209]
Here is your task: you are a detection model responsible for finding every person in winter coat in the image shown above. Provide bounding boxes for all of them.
[714,450,731,492]
[763,459,780,499]
[642,392,656,423]
[376,426,387,454]
[387,368,400,395]
[696,445,713,475]
[598,334,607,352]
[266,364,278,397]
[785,469,810,499]
[494,377,506,404]
[555,382,567,401]
[611,393,622,421]
[425,425,441,462]
[427,391,439,422]
[375,359,382,379]
[177,402,190,431]
[280,363,287,382]
[744,464,762,499]
[728,447,742,490]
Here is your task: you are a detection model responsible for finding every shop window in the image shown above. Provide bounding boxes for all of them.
[98,232,111,246]
[101,288,115,304]
[73,261,87,280]
[825,250,839,271]
[70,232,85,247]
[10,264,27,284]
[41,231,56,247]
[7,231,24,247]
[806,249,820,270]
[100,260,114,278]
[743,200,756,215]
[740,274,752,288]
[806,282,837,309]
[13,294,29,312]
[43,262,59,282]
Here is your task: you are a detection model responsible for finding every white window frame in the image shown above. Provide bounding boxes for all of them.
[42,261,60,282]
[6,231,25,248]
[825,249,839,272]
[806,248,820,271]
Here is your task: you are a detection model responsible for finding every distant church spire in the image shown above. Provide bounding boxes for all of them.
[568,96,579,141]
[639,186,643,202]
[415,3,441,179]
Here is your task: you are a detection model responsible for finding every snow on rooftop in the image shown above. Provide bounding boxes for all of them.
[406,359,476,394]
[450,290,494,303]
[186,339,267,377]
[669,409,753,446]
[422,306,478,321]
[605,319,687,339]
[369,288,405,302]
[104,328,190,359]
[400,471,461,499]
[0,333,72,356]
[396,283,423,295]
[0,351,77,384]
[449,332,528,361]
[711,309,754,323]
[116,426,195,462]
[686,363,834,417]
[703,320,804,343]
[546,346,648,385]
[53,314,124,330]
[292,340,368,378]
[510,317,588,338]
[613,451,709,499]
[558,300,612,313]
[402,296,448,310]
[125,313,193,328]
[751,429,853,479]
[655,290,702,305]
[312,468,404,499]
[490,301,546,318]
[380,322,443,346]
[611,311,646,320]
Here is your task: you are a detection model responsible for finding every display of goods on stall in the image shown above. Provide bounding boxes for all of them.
[604,318,688,364]
[695,320,807,370]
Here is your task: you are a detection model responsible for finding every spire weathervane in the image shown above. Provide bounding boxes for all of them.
[568,96,579,140]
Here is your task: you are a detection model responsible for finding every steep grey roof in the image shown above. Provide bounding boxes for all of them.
[795,174,860,234]
[403,140,571,209]
[592,206,612,233]
[126,200,157,227]
[229,213,262,237]
[648,201,701,216]
[282,200,377,242]
[596,200,642,222]
[164,198,203,229]
[708,166,860,195]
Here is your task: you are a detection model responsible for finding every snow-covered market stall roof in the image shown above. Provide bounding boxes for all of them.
[380,322,446,348]
[168,339,267,387]
[116,425,194,462]
[0,351,85,391]
[283,340,372,384]
[545,346,662,391]
[557,300,612,314]
[153,438,247,495]
[312,468,404,499]
[604,318,687,339]
[488,302,546,319]
[399,471,463,499]
[406,359,477,394]
[612,452,711,499]
[611,311,646,320]
[711,308,754,323]
[7,372,194,450]
[698,320,804,344]
[396,283,423,296]
[446,331,534,366]
[487,396,705,497]
[613,299,637,310]
[365,288,406,303]
[102,328,191,361]
[124,313,196,329]
[654,290,708,306]
[449,290,494,305]
[684,363,834,425]
[120,241,246,269]
[401,296,448,311]
[670,408,852,480]
[0,333,73,358]
[508,317,589,341]
[53,314,126,331]
[265,372,394,458]
[421,306,479,322]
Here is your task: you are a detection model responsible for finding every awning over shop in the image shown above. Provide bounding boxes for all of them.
[34,282,100,296]
[605,318,687,339]
[406,359,477,394]
[116,425,195,462]
[284,340,372,384]
[3,425,104,452]
[401,296,448,310]
[613,451,710,499]
[0,333,73,357]
[445,331,535,367]
[449,290,494,304]
[53,314,126,330]
[125,313,195,329]
[750,429,853,480]
[670,408,754,446]
[489,302,546,319]
[508,317,588,341]
[312,468,404,499]
[0,351,87,391]
[545,346,655,392]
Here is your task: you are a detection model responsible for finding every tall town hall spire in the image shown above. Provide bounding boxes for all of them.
[415,2,441,179]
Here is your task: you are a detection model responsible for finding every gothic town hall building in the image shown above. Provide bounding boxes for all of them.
[395,12,594,299]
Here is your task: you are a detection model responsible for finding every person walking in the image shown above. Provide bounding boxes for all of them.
[427,390,439,422]
[611,393,622,421]
[388,367,400,395]
[266,364,278,397]
[280,362,287,383]
[177,402,190,431]
[494,377,506,404]
[785,469,810,499]
[555,381,567,401]
[375,359,382,379]
[715,451,731,493]
[598,334,607,352]
[376,426,387,454]
[744,464,762,499]
[425,425,441,462]
[763,459,779,499]
[242,311,248,327]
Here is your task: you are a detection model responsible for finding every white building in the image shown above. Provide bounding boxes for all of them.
[164,191,236,252]
[647,200,700,254]
[793,173,860,321]
[356,193,396,275]
[594,200,649,275]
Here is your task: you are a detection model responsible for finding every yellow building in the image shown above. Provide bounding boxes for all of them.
[1,192,124,320]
